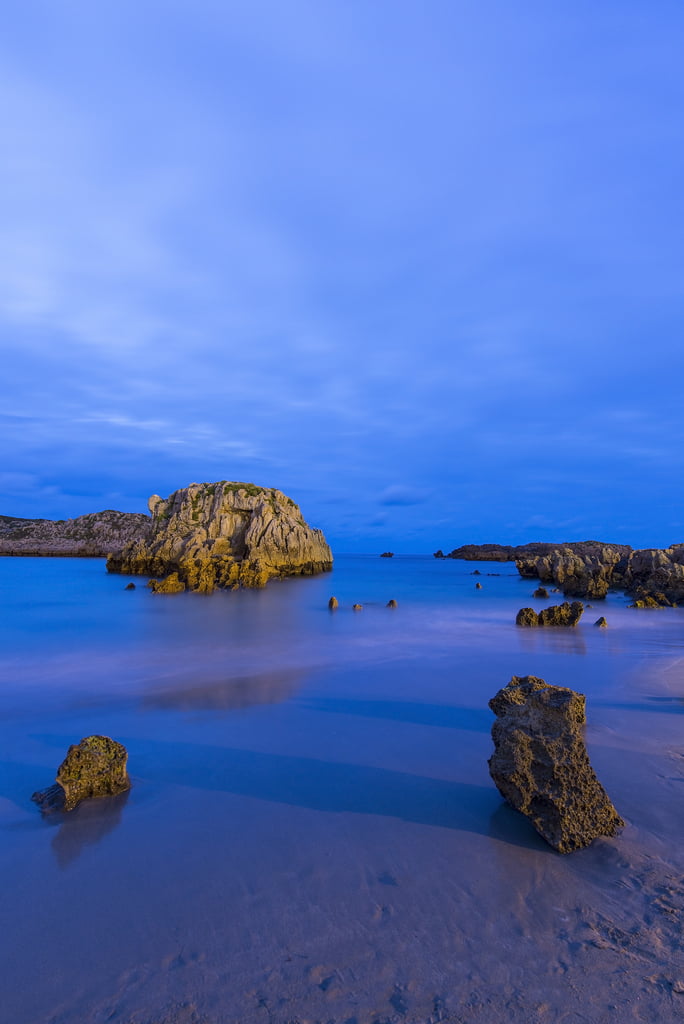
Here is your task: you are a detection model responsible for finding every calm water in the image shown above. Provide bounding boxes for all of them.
[1,556,683,1024]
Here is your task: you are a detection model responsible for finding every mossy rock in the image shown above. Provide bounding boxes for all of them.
[32,735,130,813]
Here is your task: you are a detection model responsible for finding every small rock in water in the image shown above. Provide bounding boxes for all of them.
[386,599,398,608]
[594,616,608,628]
[328,596,339,610]
[533,587,549,599]
[488,676,624,852]
[475,582,483,589]
[516,602,584,627]
[124,582,136,590]
[352,603,363,611]
[32,735,131,813]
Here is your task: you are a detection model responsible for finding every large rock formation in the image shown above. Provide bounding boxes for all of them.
[516,601,584,627]
[488,676,624,852]
[32,735,131,813]
[0,510,151,557]
[107,481,333,591]
[516,542,684,605]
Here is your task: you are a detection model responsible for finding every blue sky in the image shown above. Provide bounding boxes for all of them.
[1,1,683,552]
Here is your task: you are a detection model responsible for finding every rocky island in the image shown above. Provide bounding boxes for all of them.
[106,481,333,592]
[0,510,151,557]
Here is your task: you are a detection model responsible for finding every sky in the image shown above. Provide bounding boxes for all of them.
[1,1,683,553]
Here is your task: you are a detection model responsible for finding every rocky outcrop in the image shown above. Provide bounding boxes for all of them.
[107,481,333,592]
[516,601,584,627]
[516,542,684,605]
[446,542,558,562]
[488,676,624,852]
[0,510,151,557]
[32,735,131,813]
[533,587,549,599]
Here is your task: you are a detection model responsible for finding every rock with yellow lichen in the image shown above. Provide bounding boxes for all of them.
[107,481,333,592]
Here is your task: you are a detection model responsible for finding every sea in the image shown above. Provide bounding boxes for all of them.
[1,555,683,1024]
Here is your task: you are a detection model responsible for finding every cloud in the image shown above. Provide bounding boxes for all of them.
[378,485,427,507]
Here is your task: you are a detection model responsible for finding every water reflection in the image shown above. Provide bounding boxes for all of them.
[516,627,587,656]
[140,667,305,711]
[47,789,130,869]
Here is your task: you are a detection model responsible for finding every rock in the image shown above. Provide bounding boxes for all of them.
[107,481,333,592]
[433,549,445,559]
[328,596,339,610]
[488,676,624,852]
[475,582,483,589]
[516,607,539,627]
[516,602,584,627]
[380,551,394,558]
[472,569,481,575]
[533,587,549,599]
[0,510,151,557]
[387,599,398,608]
[148,572,186,594]
[594,616,608,627]
[629,595,662,608]
[538,601,584,626]
[352,603,363,611]
[124,582,136,590]
[32,735,130,813]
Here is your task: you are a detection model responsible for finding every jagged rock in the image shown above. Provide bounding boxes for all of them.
[475,582,483,589]
[32,736,130,813]
[328,596,339,610]
[516,602,584,627]
[533,587,549,599]
[594,616,608,627]
[124,582,136,590]
[433,549,446,559]
[107,482,333,592]
[0,510,150,557]
[387,599,398,608]
[515,541,684,605]
[488,676,624,852]
[380,551,394,558]
[352,603,363,611]
[148,572,186,594]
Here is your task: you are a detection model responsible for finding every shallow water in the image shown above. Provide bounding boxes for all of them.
[1,556,683,1024]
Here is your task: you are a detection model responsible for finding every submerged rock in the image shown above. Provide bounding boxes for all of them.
[516,602,584,627]
[488,676,624,852]
[475,582,483,589]
[594,616,608,628]
[352,603,363,611]
[387,599,398,608]
[32,735,130,813]
[124,582,136,590]
[380,551,394,558]
[107,481,333,592]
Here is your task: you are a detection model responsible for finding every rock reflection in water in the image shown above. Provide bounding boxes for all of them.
[141,667,305,712]
[49,788,130,869]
